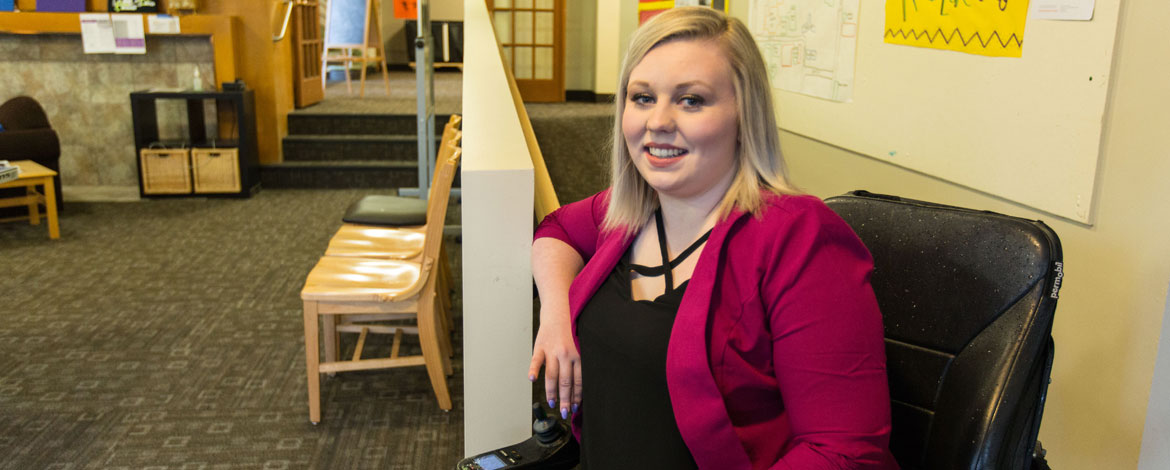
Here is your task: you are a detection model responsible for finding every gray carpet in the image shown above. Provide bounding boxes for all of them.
[0,190,464,469]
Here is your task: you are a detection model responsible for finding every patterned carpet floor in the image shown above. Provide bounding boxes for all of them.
[0,190,465,469]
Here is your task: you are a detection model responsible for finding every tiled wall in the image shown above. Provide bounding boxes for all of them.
[0,34,214,193]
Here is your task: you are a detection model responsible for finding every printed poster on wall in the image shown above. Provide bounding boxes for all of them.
[884,0,1031,57]
[638,1,729,25]
[393,0,417,20]
[748,0,860,102]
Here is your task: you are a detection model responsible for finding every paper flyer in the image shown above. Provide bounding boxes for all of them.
[1031,0,1095,20]
[884,0,1030,57]
[147,14,181,34]
[80,13,117,54]
[112,14,147,54]
[749,0,860,102]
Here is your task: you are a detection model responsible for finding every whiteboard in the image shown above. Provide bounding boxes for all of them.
[754,1,1121,223]
[325,0,370,47]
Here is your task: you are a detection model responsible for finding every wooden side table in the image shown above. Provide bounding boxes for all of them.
[0,160,60,239]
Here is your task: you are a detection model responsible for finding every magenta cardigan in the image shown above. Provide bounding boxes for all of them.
[534,190,899,470]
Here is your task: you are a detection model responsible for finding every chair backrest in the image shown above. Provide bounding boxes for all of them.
[0,96,52,130]
[824,191,1063,470]
[420,138,462,265]
[442,114,462,145]
[424,129,461,211]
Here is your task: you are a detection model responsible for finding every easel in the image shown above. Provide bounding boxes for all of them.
[321,0,391,97]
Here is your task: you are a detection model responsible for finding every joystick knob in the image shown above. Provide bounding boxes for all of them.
[532,403,563,444]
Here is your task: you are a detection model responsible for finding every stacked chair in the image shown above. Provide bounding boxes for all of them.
[300,116,462,424]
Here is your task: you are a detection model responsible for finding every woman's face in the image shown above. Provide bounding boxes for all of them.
[622,38,739,202]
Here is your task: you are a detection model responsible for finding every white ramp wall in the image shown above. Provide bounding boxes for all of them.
[461,0,536,458]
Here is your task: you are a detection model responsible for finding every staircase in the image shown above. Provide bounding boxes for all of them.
[262,112,451,189]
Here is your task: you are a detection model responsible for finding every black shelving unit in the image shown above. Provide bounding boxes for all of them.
[130,89,260,197]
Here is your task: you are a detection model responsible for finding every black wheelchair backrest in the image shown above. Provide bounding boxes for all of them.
[825,191,1063,470]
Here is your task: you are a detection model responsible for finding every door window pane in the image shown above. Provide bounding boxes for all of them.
[535,47,553,79]
[493,11,512,44]
[501,46,512,67]
[514,46,533,79]
[515,11,533,44]
[535,12,553,45]
[536,0,553,9]
[495,0,511,7]
[516,0,532,8]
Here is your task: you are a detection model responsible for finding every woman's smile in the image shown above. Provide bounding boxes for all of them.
[644,143,689,167]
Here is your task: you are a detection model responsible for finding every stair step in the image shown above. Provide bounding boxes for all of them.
[282,134,441,162]
[287,113,454,136]
[260,160,419,189]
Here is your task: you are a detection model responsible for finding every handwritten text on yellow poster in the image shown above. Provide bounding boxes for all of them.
[884,0,1030,57]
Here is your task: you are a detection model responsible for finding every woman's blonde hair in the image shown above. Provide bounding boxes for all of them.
[603,6,798,235]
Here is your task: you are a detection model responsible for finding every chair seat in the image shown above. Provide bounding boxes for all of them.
[342,195,429,226]
[325,224,426,259]
[301,256,426,302]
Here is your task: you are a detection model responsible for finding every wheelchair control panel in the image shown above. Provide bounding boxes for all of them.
[456,403,579,470]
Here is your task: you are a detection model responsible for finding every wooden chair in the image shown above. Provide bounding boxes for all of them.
[326,116,462,332]
[301,140,462,423]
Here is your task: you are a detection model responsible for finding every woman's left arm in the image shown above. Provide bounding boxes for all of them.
[762,204,895,469]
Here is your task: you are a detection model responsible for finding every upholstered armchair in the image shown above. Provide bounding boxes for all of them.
[0,96,63,212]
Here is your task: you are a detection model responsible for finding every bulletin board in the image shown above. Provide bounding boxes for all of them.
[325,0,371,47]
[752,1,1122,224]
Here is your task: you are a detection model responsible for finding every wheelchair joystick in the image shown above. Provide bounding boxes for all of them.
[532,403,562,444]
[455,403,580,470]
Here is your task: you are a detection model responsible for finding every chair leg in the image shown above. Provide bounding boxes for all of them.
[438,244,454,333]
[434,295,454,376]
[322,314,339,376]
[417,286,452,410]
[303,300,322,424]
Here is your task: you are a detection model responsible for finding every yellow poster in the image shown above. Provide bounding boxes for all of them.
[884,0,1030,57]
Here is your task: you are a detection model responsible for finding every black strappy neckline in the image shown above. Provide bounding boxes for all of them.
[620,208,712,293]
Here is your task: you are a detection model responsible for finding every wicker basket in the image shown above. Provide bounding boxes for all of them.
[166,0,199,15]
[140,148,191,194]
[191,148,240,193]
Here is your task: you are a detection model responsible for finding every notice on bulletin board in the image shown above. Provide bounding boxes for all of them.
[393,0,417,20]
[749,0,859,102]
[112,14,146,54]
[638,1,729,25]
[884,0,1030,57]
[80,13,117,54]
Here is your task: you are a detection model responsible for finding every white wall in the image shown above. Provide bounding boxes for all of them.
[1139,283,1170,469]
[592,0,639,95]
[461,0,536,457]
[564,0,596,91]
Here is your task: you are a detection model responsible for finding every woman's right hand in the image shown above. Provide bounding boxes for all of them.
[530,237,586,420]
[529,306,582,420]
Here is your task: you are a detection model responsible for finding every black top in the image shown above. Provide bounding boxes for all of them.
[577,210,709,470]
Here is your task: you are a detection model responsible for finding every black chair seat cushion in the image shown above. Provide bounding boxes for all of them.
[342,195,428,226]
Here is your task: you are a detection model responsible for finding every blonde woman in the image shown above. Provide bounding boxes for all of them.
[529,7,897,469]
